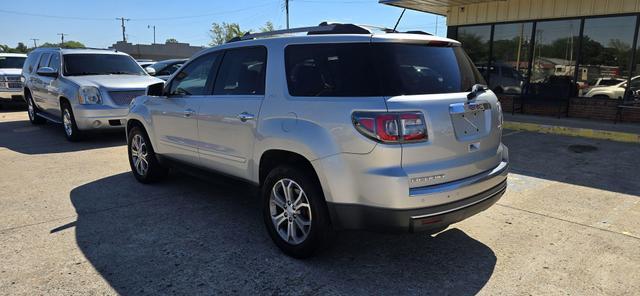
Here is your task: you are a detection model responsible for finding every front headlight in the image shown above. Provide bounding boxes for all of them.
[78,86,102,104]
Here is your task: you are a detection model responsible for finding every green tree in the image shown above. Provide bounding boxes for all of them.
[165,38,179,43]
[0,42,30,53]
[209,22,243,46]
[39,41,86,49]
[259,21,275,33]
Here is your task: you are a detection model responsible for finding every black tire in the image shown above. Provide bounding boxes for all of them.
[127,126,168,183]
[262,165,333,258]
[60,101,82,141]
[26,91,45,125]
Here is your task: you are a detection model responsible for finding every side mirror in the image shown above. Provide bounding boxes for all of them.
[37,67,58,78]
[146,82,166,96]
[145,67,157,76]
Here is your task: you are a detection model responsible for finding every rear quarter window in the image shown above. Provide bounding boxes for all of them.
[285,43,379,97]
[284,43,485,97]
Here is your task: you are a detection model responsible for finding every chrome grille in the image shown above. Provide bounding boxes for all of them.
[5,75,20,82]
[8,82,21,89]
[108,90,145,106]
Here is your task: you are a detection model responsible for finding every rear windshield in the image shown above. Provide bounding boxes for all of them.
[63,54,146,76]
[0,56,26,69]
[285,43,485,97]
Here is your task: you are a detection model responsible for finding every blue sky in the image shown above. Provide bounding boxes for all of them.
[0,0,445,48]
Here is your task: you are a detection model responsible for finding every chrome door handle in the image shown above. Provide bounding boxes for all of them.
[183,108,196,118]
[237,112,255,122]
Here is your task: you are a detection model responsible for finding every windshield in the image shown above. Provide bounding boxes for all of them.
[0,56,27,69]
[63,54,146,76]
[284,43,485,97]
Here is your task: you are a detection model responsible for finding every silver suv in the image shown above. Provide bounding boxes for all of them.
[126,23,509,258]
[22,48,163,141]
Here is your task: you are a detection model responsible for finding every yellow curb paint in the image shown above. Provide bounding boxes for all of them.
[504,121,640,144]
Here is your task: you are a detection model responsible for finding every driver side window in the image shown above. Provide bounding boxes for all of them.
[169,53,219,96]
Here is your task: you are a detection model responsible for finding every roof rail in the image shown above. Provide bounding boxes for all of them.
[226,22,434,43]
[229,22,372,43]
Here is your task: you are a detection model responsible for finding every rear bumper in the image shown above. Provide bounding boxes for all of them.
[327,179,507,232]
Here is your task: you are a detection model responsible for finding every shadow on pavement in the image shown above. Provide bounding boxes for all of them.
[67,172,496,295]
[502,130,640,196]
[0,118,124,154]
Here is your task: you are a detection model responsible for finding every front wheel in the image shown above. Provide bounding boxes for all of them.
[128,126,168,183]
[262,165,333,258]
[61,102,82,141]
[26,92,45,124]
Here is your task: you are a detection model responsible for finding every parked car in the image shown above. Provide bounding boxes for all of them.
[22,48,163,141]
[137,61,156,69]
[477,62,525,94]
[144,59,187,80]
[584,76,640,99]
[0,53,27,106]
[126,23,509,258]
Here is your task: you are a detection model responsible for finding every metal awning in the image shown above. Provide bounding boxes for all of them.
[379,0,494,16]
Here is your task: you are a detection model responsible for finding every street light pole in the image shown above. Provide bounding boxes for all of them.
[148,25,156,44]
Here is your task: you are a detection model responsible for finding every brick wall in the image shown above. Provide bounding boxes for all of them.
[498,96,640,123]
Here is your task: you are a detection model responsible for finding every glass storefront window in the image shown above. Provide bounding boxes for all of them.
[490,22,533,94]
[457,25,492,80]
[580,16,636,99]
[531,19,581,84]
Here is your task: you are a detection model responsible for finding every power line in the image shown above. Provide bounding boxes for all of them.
[0,9,112,21]
[0,2,278,22]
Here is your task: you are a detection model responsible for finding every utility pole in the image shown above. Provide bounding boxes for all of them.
[148,25,156,44]
[116,17,131,42]
[285,0,289,29]
[30,38,39,48]
[57,33,67,46]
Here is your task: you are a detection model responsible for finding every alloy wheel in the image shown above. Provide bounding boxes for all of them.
[269,178,312,245]
[63,109,73,136]
[27,98,35,120]
[130,134,149,176]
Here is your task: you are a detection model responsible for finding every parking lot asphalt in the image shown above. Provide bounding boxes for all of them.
[1,109,639,295]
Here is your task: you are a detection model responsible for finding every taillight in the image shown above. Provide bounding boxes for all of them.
[352,111,427,143]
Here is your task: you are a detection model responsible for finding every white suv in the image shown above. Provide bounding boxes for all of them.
[0,53,27,106]
[126,23,509,258]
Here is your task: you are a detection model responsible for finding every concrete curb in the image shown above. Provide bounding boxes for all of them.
[504,121,640,144]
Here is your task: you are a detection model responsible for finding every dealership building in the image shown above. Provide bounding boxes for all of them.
[382,0,640,122]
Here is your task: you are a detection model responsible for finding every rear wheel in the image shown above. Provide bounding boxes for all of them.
[262,165,333,258]
[128,126,168,183]
[26,92,45,124]
[61,102,82,141]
